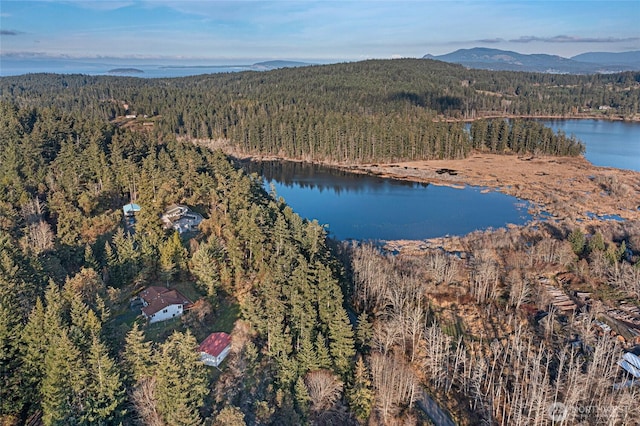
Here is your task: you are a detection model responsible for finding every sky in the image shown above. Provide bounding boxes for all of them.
[1,0,639,64]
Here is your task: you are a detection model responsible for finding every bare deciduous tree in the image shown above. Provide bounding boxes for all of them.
[25,220,55,254]
[370,352,417,424]
[469,250,500,304]
[131,377,164,426]
[305,369,344,414]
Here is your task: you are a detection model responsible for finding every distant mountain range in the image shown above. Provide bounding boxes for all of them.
[423,48,640,74]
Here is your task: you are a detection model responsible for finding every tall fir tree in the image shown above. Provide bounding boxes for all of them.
[327,308,355,376]
[40,329,85,426]
[0,301,24,419]
[154,331,208,426]
[20,298,47,406]
[346,357,374,423]
[83,336,126,424]
[122,322,154,384]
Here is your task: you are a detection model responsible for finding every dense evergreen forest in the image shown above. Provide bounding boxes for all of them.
[0,102,355,425]
[2,59,635,162]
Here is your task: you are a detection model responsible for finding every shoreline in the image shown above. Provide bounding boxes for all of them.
[199,140,640,222]
[192,119,640,251]
[443,113,640,123]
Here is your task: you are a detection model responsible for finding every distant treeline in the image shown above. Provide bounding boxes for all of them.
[2,58,633,161]
[471,118,585,156]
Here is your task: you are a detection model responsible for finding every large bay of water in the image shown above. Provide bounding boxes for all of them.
[243,161,531,241]
[539,119,639,171]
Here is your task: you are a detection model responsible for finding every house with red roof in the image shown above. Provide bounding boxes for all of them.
[139,286,191,324]
[199,332,232,367]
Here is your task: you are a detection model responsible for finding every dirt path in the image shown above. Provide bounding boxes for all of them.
[417,390,457,426]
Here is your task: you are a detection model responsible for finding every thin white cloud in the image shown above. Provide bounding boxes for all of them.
[511,35,640,43]
[477,38,506,44]
[38,0,134,11]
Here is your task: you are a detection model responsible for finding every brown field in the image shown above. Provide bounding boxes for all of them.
[353,153,640,223]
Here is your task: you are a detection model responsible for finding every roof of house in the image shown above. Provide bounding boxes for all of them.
[198,332,231,357]
[123,203,141,215]
[140,286,191,316]
[163,204,190,221]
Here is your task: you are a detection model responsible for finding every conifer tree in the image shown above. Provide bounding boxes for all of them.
[21,298,47,404]
[67,292,98,351]
[103,240,119,286]
[42,280,65,342]
[191,236,224,297]
[154,331,208,426]
[589,231,606,253]
[327,308,355,375]
[0,302,24,418]
[568,228,586,256]
[346,357,374,423]
[294,375,311,419]
[296,331,320,374]
[122,322,154,383]
[41,329,85,426]
[84,336,126,424]
[315,332,332,370]
[159,231,187,283]
[112,228,138,283]
[83,243,99,271]
[0,231,42,319]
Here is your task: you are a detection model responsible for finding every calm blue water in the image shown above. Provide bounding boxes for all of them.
[539,119,640,171]
[0,59,264,78]
[243,120,639,240]
[243,161,531,241]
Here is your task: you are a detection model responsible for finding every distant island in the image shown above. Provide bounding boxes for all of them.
[159,60,313,71]
[251,60,313,69]
[107,68,144,74]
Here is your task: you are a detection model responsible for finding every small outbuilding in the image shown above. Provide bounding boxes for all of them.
[123,203,141,231]
[198,332,232,367]
[123,203,141,216]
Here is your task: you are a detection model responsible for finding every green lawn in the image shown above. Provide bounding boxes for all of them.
[145,316,186,343]
[113,278,240,344]
[210,298,240,334]
[171,280,205,303]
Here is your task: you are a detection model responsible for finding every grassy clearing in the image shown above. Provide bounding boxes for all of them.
[145,316,186,343]
[211,297,240,333]
[171,279,205,303]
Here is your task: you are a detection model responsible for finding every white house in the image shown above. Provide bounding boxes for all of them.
[161,204,204,234]
[139,286,191,324]
[198,332,232,367]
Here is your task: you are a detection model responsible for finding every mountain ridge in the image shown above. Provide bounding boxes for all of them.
[423,48,640,73]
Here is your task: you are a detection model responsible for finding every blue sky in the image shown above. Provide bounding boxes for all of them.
[1,1,638,63]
